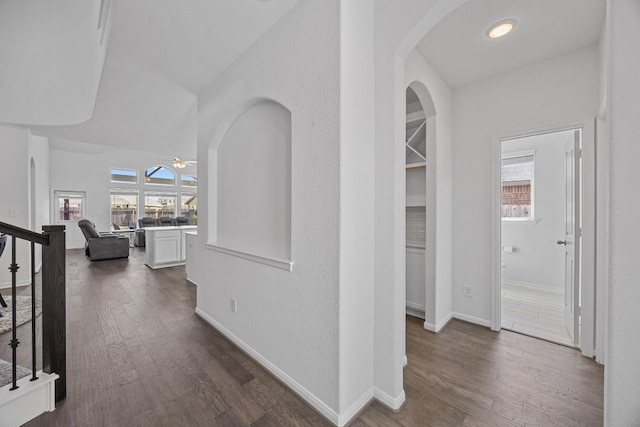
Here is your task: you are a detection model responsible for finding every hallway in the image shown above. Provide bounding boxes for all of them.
[2,249,603,426]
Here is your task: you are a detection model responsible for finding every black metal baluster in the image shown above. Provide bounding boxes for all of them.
[30,241,38,381]
[9,236,20,390]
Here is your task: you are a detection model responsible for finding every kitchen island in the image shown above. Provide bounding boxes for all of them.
[144,225,197,269]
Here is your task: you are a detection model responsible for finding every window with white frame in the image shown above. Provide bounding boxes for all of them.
[110,168,137,184]
[181,194,197,224]
[144,166,176,186]
[501,153,534,219]
[144,192,177,219]
[180,174,197,188]
[110,189,138,230]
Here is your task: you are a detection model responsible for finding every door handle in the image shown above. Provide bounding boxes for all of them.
[557,240,567,245]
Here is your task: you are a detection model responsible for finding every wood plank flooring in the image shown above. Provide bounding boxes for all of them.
[501,282,574,347]
[0,249,603,426]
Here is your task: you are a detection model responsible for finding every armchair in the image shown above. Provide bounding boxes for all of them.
[157,217,173,227]
[78,219,129,261]
[174,216,189,226]
[134,217,156,247]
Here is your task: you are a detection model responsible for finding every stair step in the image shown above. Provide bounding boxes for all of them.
[0,360,30,389]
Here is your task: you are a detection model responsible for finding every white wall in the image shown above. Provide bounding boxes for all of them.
[404,49,454,329]
[0,125,32,287]
[605,0,640,424]
[0,0,111,125]
[28,134,50,269]
[197,0,344,421]
[49,141,197,247]
[501,131,569,291]
[452,45,600,322]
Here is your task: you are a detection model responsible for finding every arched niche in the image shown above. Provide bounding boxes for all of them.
[213,100,292,263]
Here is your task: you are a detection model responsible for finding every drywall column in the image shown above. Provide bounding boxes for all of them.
[373,0,463,405]
[338,0,375,418]
[606,0,640,424]
[0,124,31,287]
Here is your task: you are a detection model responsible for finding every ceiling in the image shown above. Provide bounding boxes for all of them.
[416,0,606,89]
[33,0,300,158]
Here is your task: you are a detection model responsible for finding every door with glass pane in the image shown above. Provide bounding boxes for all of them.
[54,191,86,249]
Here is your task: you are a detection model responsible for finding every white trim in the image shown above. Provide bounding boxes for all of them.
[501,148,536,159]
[0,371,58,427]
[491,136,502,331]
[501,279,563,294]
[195,308,339,424]
[337,388,374,426]
[205,243,294,272]
[373,387,406,411]
[580,119,597,358]
[406,302,425,319]
[0,280,31,289]
[423,312,453,333]
[452,312,492,328]
[491,119,598,352]
[402,355,408,368]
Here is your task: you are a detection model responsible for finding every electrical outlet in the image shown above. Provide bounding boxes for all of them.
[231,298,237,313]
[464,286,472,298]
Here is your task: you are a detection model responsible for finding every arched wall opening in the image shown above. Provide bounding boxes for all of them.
[404,82,437,334]
[207,99,292,264]
[373,0,469,409]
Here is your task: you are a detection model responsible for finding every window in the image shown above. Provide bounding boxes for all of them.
[110,190,138,230]
[144,193,177,219]
[502,154,534,219]
[55,192,84,221]
[144,166,176,186]
[181,194,197,223]
[110,168,137,184]
[181,174,197,188]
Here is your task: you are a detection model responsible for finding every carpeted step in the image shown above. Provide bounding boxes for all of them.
[0,359,30,388]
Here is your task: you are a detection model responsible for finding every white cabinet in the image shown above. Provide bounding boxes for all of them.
[406,246,426,318]
[144,226,197,269]
[185,231,198,285]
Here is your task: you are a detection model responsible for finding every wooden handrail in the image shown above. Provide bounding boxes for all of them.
[0,222,49,246]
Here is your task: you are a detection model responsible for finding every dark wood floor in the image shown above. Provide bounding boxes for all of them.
[0,248,603,426]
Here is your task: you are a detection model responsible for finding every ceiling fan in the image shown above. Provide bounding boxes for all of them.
[171,156,197,169]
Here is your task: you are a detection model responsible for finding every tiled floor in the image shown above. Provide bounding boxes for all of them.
[501,282,575,347]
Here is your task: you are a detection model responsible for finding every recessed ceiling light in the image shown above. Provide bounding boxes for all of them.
[487,19,516,39]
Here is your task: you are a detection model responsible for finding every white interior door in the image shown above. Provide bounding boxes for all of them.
[54,191,86,249]
[561,131,581,344]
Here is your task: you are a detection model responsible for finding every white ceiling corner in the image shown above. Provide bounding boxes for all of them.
[416,0,606,89]
[32,0,300,157]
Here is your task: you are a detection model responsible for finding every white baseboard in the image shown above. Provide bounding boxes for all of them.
[423,312,453,333]
[195,307,345,425]
[406,302,425,319]
[424,312,491,332]
[338,387,374,426]
[502,279,563,294]
[452,312,492,328]
[373,387,405,411]
[402,355,408,368]
[0,280,31,290]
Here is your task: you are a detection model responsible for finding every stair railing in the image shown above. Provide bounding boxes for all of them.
[0,222,66,403]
